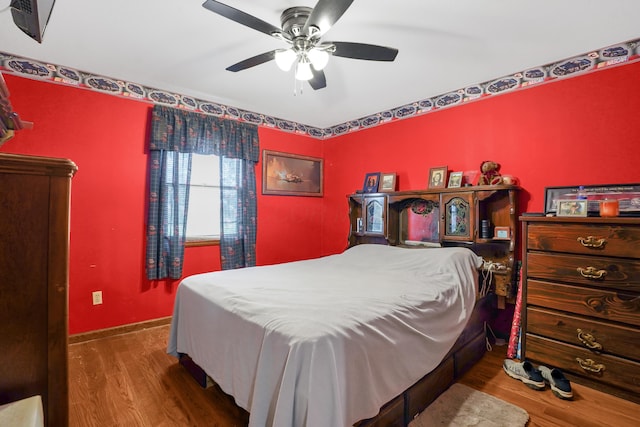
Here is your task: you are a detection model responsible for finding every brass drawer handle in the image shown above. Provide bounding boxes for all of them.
[576,328,603,350]
[576,357,606,373]
[577,266,607,280]
[577,236,606,249]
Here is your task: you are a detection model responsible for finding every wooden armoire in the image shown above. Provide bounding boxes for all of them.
[0,153,77,426]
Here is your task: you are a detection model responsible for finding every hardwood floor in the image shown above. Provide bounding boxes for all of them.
[69,325,638,426]
[458,348,638,427]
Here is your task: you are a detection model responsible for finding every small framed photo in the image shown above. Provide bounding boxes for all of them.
[494,226,511,240]
[379,173,397,192]
[448,171,463,188]
[363,172,381,193]
[428,166,448,189]
[556,199,588,217]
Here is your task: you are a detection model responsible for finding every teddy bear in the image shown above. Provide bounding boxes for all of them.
[478,160,503,185]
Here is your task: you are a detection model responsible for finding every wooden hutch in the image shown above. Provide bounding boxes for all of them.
[347,184,520,303]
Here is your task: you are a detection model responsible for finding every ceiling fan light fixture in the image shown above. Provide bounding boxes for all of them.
[275,48,297,71]
[295,58,313,81]
[307,48,329,71]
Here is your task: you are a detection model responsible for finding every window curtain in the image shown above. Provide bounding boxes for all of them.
[146,105,259,279]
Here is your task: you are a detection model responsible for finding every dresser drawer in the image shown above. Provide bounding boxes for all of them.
[526,334,640,396]
[527,252,640,292]
[526,280,640,327]
[526,223,640,258]
[526,307,640,361]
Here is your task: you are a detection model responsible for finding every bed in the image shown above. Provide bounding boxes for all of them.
[168,244,488,427]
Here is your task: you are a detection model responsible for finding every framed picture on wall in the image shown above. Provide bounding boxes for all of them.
[428,166,448,189]
[262,150,323,196]
[379,173,397,192]
[363,172,381,193]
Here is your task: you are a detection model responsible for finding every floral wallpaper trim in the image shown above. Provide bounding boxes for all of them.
[1,38,639,140]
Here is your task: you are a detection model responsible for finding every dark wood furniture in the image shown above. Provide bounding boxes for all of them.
[355,296,492,426]
[349,185,520,301]
[0,153,77,426]
[347,185,519,426]
[520,216,640,404]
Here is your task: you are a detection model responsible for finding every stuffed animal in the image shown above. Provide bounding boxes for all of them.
[478,160,503,185]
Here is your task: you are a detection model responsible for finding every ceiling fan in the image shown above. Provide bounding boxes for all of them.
[202,0,399,90]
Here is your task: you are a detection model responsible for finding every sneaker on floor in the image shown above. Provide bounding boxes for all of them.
[539,365,573,399]
[503,359,545,390]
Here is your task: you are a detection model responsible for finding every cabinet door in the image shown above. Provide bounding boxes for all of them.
[442,192,475,241]
[364,195,387,236]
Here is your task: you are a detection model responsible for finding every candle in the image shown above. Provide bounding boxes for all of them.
[600,199,619,217]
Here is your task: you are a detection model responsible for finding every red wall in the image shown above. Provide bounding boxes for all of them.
[1,75,323,334]
[255,128,324,265]
[320,61,640,255]
[2,60,639,334]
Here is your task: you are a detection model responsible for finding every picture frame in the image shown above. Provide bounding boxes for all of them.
[556,199,588,217]
[363,172,381,193]
[544,183,640,216]
[262,150,323,197]
[379,172,397,192]
[428,166,448,189]
[493,226,511,239]
[448,171,463,188]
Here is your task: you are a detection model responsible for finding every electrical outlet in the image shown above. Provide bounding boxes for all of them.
[92,291,103,305]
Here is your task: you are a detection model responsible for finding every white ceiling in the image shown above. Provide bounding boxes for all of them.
[1,0,639,130]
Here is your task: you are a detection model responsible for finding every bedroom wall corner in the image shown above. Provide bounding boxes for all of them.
[0,75,326,334]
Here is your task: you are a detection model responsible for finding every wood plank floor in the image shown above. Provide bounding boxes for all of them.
[69,324,639,426]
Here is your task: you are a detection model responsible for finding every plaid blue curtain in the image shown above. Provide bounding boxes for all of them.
[220,157,257,269]
[146,151,192,279]
[146,106,259,279]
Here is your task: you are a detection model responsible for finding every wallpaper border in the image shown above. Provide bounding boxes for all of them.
[1,38,639,140]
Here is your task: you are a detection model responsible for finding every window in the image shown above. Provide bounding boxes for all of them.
[186,154,220,245]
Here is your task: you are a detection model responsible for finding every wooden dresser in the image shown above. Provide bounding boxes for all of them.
[0,153,77,426]
[520,216,640,403]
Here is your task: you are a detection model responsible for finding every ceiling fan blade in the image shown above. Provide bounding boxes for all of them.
[226,51,277,72]
[202,0,282,37]
[330,41,399,61]
[308,69,327,90]
[303,0,354,37]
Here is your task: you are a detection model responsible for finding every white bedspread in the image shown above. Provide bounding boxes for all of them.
[168,245,481,427]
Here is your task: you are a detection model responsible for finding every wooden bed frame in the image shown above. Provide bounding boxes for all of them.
[178,186,518,426]
[354,295,492,426]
